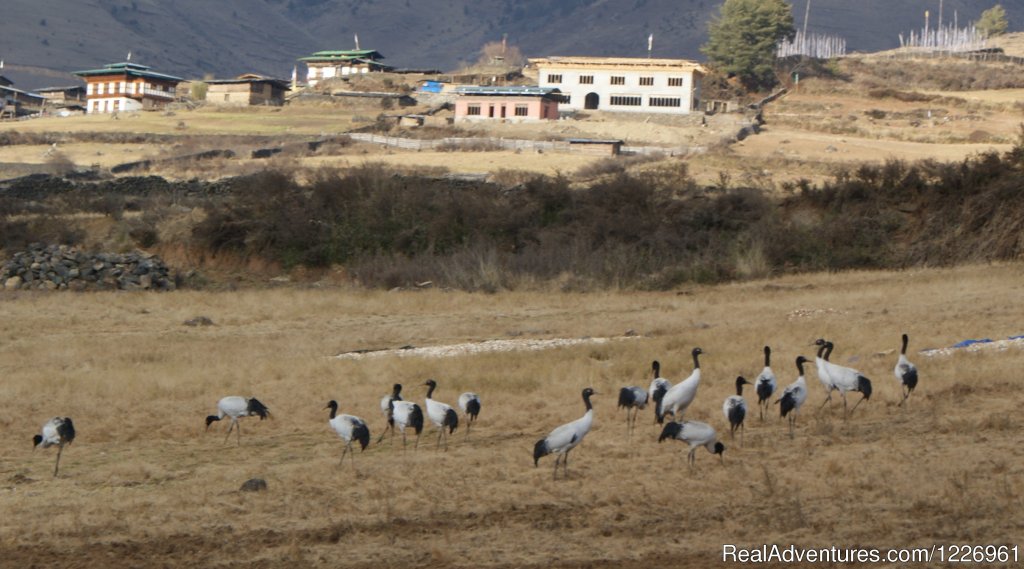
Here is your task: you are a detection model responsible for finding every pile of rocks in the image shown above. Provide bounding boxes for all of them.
[2,243,176,291]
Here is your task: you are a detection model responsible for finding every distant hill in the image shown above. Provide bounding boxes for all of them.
[1,0,1022,89]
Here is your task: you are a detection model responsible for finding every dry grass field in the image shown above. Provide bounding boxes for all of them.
[1,263,1023,567]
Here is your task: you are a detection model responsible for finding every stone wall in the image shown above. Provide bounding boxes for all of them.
[2,243,175,291]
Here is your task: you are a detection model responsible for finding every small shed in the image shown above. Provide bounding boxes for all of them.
[453,86,563,122]
[568,138,623,156]
[205,74,289,106]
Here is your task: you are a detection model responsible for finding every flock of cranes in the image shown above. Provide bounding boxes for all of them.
[29,334,920,480]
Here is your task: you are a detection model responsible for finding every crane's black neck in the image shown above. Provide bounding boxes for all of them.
[735,377,745,396]
[652,360,661,379]
[692,351,701,370]
[327,401,338,419]
[901,334,909,355]
[796,357,806,377]
[816,342,827,359]
[824,342,834,361]
[426,382,436,399]
[582,391,593,411]
[764,346,771,367]
[393,384,402,397]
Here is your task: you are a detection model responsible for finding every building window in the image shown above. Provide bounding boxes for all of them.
[610,95,642,106]
[514,104,529,117]
[649,97,682,107]
[467,104,481,116]
[668,77,684,87]
[610,76,625,85]
[547,74,562,84]
[114,82,121,94]
[579,75,594,84]
[639,77,654,86]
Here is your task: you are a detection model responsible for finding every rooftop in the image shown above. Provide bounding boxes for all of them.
[299,49,385,62]
[454,86,562,97]
[72,61,184,82]
[529,56,707,73]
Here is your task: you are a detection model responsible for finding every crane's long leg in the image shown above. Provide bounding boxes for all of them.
[236,420,242,445]
[563,450,570,478]
[376,422,392,444]
[340,443,350,465]
[818,392,833,411]
[223,420,235,444]
[552,454,561,480]
[850,393,867,413]
[53,444,64,477]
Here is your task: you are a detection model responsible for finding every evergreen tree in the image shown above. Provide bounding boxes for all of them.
[701,0,795,91]
[977,5,1009,38]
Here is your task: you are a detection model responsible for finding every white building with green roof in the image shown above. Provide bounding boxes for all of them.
[72,61,183,114]
[298,49,390,86]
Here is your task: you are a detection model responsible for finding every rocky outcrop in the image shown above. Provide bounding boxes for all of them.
[1,243,175,291]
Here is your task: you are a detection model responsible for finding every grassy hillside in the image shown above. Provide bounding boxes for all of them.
[2,0,1023,88]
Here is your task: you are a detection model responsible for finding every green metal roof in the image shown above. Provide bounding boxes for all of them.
[72,62,183,82]
[298,49,385,62]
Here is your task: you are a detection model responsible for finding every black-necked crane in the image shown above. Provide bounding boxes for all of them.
[388,397,424,450]
[533,387,596,480]
[821,340,872,417]
[205,396,270,445]
[722,376,750,444]
[656,348,703,424]
[895,333,919,407]
[754,346,777,421]
[424,379,458,451]
[813,338,837,411]
[658,420,725,467]
[458,392,481,438]
[325,400,370,465]
[33,416,76,477]
[377,383,403,444]
[777,356,810,438]
[648,360,672,424]
[617,385,648,438]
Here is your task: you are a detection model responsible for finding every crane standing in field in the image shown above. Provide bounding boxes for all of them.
[895,333,919,407]
[658,420,725,468]
[533,388,596,480]
[657,348,703,424]
[377,383,404,445]
[648,360,672,424]
[458,392,482,438]
[205,396,271,445]
[723,376,750,444]
[33,416,76,477]
[754,346,777,421]
[424,379,459,451]
[325,400,370,466]
[778,356,810,438]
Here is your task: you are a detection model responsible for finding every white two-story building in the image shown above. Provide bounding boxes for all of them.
[529,56,705,115]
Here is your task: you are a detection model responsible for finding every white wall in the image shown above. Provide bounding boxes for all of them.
[537,67,700,115]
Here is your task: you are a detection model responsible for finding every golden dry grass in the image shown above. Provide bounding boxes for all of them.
[1,263,1023,567]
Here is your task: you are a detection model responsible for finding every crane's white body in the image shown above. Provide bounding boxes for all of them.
[660,368,700,421]
[659,420,723,466]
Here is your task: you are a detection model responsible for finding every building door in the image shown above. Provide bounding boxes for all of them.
[585,92,599,110]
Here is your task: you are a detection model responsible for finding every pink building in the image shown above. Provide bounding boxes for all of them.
[453,86,562,122]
